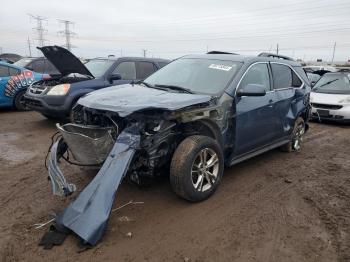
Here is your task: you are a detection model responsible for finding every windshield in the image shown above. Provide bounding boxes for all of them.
[14,58,34,68]
[313,73,350,94]
[144,58,242,94]
[85,59,114,78]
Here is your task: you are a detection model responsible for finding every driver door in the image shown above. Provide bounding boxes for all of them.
[234,63,279,156]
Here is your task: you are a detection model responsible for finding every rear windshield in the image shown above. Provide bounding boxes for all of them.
[85,59,114,78]
[313,73,350,94]
[144,58,242,94]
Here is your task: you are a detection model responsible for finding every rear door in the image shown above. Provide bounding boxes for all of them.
[136,61,156,80]
[234,63,279,155]
[110,61,137,85]
[270,63,304,139]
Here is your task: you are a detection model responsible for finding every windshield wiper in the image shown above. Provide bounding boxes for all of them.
[315,79,339,89]
[154,84,194,94]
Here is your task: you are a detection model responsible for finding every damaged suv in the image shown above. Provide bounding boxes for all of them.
[47,52,311,246]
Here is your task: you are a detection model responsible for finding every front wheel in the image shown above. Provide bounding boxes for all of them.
[14,90,30,111]
[170,135,224,202]
[280,117,306,152]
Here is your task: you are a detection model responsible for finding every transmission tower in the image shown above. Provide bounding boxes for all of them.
[58,20,76,51]
[28,14,48,48]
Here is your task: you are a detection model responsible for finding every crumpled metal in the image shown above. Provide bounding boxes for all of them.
[56,125,140,245]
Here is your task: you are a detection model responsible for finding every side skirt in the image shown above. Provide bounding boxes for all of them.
[229,139,290,167]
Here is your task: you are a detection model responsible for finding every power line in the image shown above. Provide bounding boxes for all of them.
[58,20,76,51]
[28,14,47,48]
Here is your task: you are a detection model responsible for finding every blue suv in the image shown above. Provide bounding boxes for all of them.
[49,51,311,203]
[24,45,169,119]
[46,52,311,246]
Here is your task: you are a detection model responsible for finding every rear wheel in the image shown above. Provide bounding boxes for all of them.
[280,117,305,152]
[14,90,30,111]
[170,135,224,202]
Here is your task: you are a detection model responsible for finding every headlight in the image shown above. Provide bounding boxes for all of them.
[47,84,70,96]
[339,97,350,104]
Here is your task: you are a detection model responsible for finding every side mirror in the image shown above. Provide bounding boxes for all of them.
[108,73,122,82]
[237,83,266,97]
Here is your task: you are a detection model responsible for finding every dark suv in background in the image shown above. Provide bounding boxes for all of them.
[14,57,60,76]
[24,46,169,119]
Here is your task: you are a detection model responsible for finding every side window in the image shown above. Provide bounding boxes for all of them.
[271,64,302,89]
[136,62,155,79]
[239,63,271,92]
[9,67,20,76]
[113,62,136,80]
[31,60,46,73]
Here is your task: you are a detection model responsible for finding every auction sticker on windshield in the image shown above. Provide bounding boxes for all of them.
[209,64,232,71]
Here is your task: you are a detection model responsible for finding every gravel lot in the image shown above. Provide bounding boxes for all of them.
[0,110,349,262]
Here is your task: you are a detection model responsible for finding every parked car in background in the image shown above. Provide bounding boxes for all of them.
[14,57,60,76]
[0,61,47,110]
[24,45,170,120]
[310,72,350,122]
[306,72,321,86]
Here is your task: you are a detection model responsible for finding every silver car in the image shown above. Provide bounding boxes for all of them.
[310,72,350,123]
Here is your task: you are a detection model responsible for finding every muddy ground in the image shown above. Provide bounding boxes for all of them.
[0,110,349,262]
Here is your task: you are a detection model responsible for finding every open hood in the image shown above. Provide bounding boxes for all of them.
[78,84,212,117]
[38,45,93,77]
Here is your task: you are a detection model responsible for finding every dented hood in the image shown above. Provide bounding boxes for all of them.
[78,84,212,116]
[38,45,93,77]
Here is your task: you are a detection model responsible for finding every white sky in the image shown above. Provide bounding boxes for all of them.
[1,0,350,62]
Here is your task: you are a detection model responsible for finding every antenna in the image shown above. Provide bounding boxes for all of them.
[58,20,77,51]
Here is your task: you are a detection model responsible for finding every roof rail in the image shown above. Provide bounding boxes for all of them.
[258,52,294,61]
[207,51,238,55]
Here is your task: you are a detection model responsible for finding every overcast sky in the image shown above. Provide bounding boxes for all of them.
[1,0,350,62]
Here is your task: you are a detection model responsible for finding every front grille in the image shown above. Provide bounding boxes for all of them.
[25,98,43,108]
[29,85,47,95]
[311,103,343,110]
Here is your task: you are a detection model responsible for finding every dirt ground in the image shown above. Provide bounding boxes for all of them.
[0,110,349,262]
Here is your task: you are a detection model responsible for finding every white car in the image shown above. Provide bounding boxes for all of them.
[310,72,350,123]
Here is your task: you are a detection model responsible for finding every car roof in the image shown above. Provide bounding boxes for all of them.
[182,54,301,66]
[90,57,170,62]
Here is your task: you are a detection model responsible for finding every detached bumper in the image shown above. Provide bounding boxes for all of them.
[47,123,140,246]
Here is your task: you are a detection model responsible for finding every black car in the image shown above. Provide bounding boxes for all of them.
[24,46,169,119]
[14,57,60,76]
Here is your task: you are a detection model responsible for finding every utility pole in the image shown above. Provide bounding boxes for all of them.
[0,47,2,54]
[331,42,336,64]
[28,14,47,48]
[27,37,32,57]
[276,44,279,55]
[58,20,76,51]
[142,49,147,57]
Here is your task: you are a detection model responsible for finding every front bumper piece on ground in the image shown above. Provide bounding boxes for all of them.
[47,123,140,246]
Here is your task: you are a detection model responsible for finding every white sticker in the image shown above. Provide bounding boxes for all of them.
[209,64,232,71]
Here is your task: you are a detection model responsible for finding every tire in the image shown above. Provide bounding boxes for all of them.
[170,135,224,202]
[280,117,305,152]
[14,90,30,111]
